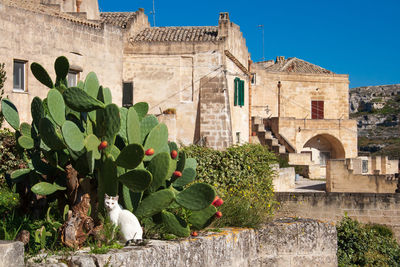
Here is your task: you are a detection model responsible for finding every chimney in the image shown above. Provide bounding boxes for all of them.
[218,12,230,38]
[276,56,285,63]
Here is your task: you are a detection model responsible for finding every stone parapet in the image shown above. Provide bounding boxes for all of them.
[26,219,337,267]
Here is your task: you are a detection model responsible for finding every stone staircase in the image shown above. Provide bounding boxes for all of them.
[252,117,286,154]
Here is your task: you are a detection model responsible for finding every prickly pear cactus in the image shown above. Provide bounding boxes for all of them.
[1,56,219,240]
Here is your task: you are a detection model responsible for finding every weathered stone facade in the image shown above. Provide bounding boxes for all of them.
[0,0,148,123]
[252,57,358,178]
[124,13,250,148]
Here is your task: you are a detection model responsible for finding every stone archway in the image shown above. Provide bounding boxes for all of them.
[301,134,346,179]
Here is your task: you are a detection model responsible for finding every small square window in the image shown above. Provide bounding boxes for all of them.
[67,70,80,87]
[122,82,134,108]
[251,73,256,85]
[13,60,27,92]
[362,160,368,173]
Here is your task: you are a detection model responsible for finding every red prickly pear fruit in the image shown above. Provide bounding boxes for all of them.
[171,150,178,159]
[145,148,154,156]
[212,196,219,206]
[98,141,108,150]
[191,231,198,237]
[215,211,222,218]
[173,171,182,177]
[213,198,224,207]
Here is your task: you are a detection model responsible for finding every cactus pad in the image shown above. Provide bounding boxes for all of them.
[127,107,140,144]
[62,121,84,152]
[84,72,100,99]
[118,169,152,192]
[84,134,101,159]
[147,152,172,192]
[10,169,31,182]
[31,182,66,196]
[176,151,186,172]
[116,144,144,169]
[140,115,158,143]
[96,104,120,143]
[98,87,112,105]
[188,205,217,230]
[143,123,168,161]
[54,56,69,84]
[185,158,197,170]
[20,122,32,136]
[161,210,190,237]
[135,189,175,218]
[63,87,105,112]
[172,167,196,187]
[39,118,65,150]
[31,62,54,89]
[98,155,119,207]
[176,183,215,211]
[31,97,44,130]
[1,99,20,130]
[118,107,128,143]
[47,89,66,126]
[18,136,34,149]
[133,102,149,121]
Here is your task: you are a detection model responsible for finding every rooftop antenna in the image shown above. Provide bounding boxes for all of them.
[150,0,156,27]
[257,25,265,61]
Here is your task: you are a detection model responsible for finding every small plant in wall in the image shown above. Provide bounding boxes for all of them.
[1,56,221,248]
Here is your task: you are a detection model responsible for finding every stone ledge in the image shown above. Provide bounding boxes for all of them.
[26,218,337,267]
[0,240,24,267]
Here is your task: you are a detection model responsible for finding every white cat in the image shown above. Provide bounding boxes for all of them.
[104,194,143,243]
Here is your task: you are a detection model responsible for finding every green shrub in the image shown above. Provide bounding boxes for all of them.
[183,144,277,228]
[0,63,5,127]
[337,216,400,267]
[0,129,27,187]
[0,187,19,215]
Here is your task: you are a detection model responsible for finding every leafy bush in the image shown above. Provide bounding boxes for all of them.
[0,129,27,187]
[337,216,400,266]
[0,63,6,127]
[0,187,19,215]
[183,144,277,228]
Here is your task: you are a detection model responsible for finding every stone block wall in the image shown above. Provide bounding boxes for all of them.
[199,73,233,149]
[26,219,337,267]
[274,167,295,192]
[326,159,398,193]
[276,192,400,242]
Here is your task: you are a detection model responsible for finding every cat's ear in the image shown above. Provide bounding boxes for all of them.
[105,193,109,198]
[115,195,119,201]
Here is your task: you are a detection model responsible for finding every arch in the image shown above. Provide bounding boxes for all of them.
[302,134,345,159]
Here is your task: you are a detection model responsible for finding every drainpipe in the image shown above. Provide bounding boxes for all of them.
[277,81,281,117]
[248,59,252,138]
[76,0,82,12]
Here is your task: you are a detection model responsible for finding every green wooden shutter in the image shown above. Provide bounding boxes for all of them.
[234,78,239,106]
[239,80,245,106]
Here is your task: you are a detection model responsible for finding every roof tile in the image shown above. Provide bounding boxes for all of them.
[259,57,334,74]
[100,12,138,28]
[131,26,219,42]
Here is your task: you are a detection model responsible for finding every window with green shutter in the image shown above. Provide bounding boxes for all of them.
[234,78,245,107]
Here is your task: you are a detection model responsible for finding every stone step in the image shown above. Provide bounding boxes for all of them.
[278,145,286,154]
[257,124,266,132]
[266,138,279,147]
[253,117,264,125]
[265,130,273,139]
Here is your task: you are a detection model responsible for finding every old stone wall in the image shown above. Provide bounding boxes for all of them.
[326,159,398,193]
[251,70,350,120]
[199,73,232,149]
[0,3,124,123]
[26,219,337,267]
[274,167,295,192]
[276,192,400,242]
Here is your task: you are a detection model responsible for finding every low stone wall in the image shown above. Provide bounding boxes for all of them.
[276,192,400,242]
[26,219,337,267]
[275,167,295,191]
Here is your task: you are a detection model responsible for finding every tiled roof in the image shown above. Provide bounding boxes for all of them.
[260,57,334,74]
[100,12,138,28]
[132,26,219,42]
[2,0,101,28]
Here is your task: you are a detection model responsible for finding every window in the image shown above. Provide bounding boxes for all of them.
[234,78,245,107]
[311,100,324,119]
[236,132,240,144]
[362,160,368,173]
[251,73,256,85]
[67,70,80,87]
[13,60,27,92]
[122,82,134,108]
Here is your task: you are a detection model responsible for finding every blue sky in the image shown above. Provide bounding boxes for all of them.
[99,0,400,88]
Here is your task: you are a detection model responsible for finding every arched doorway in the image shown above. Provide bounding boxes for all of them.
[301,134,346,178]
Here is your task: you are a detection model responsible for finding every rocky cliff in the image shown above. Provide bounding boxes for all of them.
[349,84,400,158]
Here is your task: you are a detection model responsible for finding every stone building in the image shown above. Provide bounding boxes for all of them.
[124,12,250,148]
[251,56,358,178]
[0,0,149,123]
[1,0,250,149]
